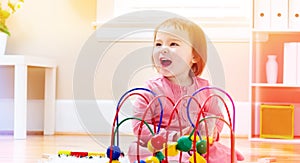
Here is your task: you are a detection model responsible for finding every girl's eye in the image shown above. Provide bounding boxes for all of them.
[155,43,162,46]
[170,42,179,46]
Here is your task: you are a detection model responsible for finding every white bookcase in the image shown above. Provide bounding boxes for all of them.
[250,0,300,143]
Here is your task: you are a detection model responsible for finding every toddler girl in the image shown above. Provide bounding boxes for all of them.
[127,17,244,163]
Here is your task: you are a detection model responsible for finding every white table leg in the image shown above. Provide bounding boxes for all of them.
[43,67,56,135]
[14,64,27,139]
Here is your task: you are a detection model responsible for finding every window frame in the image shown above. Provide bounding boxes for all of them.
[96,0,251,42]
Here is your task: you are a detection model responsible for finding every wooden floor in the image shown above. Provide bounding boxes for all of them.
[0,134,300,163]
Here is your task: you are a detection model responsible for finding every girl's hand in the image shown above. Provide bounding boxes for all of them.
[182,126,193,135]
[213,127,219,141]
[174,126,193,141]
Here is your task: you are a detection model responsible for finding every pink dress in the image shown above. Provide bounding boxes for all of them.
[127,76,244,162]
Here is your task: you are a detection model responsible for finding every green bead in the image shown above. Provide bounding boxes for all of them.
[176,136,192,152]
[196,139,207,154]
[155,151,165,161]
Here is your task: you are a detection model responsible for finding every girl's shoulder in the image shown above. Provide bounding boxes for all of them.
[144,76,210,87]
[193,76,210,86]
[142,76,170,96]
[144,76,166,88]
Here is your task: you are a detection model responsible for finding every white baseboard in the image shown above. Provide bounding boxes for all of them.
[0,99,44,131]
[0,99,250,136]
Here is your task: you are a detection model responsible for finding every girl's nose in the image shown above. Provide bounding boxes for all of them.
[161,46,168,54]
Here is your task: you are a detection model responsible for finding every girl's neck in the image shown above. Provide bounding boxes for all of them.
[165,74,194,86]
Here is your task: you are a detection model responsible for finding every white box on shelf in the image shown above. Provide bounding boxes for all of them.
[254,0,271,29]
[270,0,288,29]
[283,42,297,85]
[289,0,300,29]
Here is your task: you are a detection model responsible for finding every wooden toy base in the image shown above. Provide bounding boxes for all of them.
[40,154,130,163]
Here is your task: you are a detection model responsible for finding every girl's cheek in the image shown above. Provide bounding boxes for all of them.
[153,48,160,54]
[152,49,160,58]
[152,53,160,65]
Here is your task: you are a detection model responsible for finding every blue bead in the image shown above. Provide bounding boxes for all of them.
[106,145,121,160]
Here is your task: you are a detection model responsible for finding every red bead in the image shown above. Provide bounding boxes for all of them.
[160,159,168,163]
[151,135,166,150]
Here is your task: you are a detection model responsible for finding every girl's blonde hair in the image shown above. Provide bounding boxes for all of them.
[153,17,207,76]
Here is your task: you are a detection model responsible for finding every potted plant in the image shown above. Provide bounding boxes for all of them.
[0,0,24,55]
[0,0,24,35]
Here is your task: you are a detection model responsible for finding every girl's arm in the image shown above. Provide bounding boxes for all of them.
[204,96,224,133]
[132,91,180,143]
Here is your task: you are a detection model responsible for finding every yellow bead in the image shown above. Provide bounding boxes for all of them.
[106,160,120,163]
[145,156,160,163]
[190,134,200,141]
[147,140,156,153]
[163,142,178,156]
[189,152,206,163]
[202,136,213,145]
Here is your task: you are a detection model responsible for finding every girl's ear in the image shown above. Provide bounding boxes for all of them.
[192,57,198,63]
[192,53,200,63]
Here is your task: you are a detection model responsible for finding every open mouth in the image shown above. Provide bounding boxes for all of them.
[160,58,172,67]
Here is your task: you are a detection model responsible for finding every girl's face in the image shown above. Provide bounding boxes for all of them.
[153,29,194,80]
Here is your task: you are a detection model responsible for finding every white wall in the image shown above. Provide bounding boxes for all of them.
[1,0,251,137]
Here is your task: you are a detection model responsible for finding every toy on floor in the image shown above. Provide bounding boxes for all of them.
[57,150,106,158]
[47,151,129,163]
[107,86,236,163]
[54,86,236,163]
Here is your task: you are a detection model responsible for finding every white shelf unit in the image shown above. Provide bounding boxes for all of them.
[249,0,300,143]
[251,83,300,87]
[0,55,57,139]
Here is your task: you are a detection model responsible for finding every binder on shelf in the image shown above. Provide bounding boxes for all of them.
[297,43,300,85]
[253,0,271,29]
[283,42,297,85]
[270,0,288,29]
[289,0,300,29]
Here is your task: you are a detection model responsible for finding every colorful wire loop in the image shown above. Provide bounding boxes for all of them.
[108,86,236,163]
